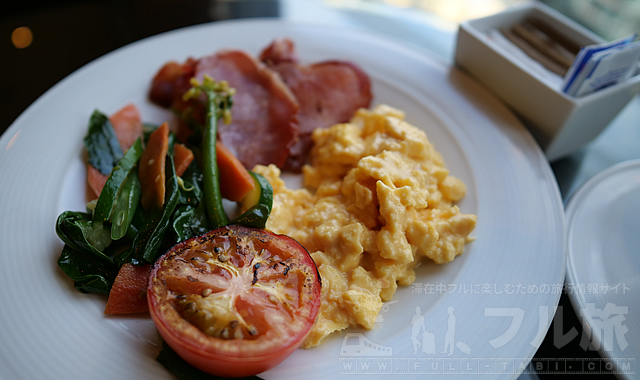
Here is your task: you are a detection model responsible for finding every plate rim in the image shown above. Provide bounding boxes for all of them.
[565,158,640,378]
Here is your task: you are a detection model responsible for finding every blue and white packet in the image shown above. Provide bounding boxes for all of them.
[562,34,639,97]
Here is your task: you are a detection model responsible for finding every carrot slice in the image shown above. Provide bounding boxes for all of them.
[87,164,109,198]
[139,122,169,210]
[104,263,151,314]
[109,103,143,151]
[217,141,255,202]
[86,104,144,199]
[173,143,194,177]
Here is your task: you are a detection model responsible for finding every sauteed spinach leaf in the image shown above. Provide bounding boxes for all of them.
[83,110,123,175]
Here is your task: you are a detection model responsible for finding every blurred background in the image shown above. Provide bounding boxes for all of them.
[2,0,639,133]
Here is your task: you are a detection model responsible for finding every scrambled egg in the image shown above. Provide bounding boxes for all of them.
[252,105,477,348]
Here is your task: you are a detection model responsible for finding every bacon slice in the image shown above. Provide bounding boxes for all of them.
[260,38,373,171]
[149,51,299,170]
[259,38,298,65]
[149,58,198,109]
[148,39,372,171]
[195,50,299,169]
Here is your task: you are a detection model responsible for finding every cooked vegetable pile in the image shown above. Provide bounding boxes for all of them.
[56,76,272,295]
[55,74,323,378]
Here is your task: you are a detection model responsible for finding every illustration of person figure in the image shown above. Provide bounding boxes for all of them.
[411,306,426,354]
[442,306,456,356]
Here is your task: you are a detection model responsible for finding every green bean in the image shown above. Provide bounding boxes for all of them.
[110,169,141,240]
[183,75,234,229]
[93,138,143,224]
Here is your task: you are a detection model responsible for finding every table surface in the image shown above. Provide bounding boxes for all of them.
[2,1,637,379]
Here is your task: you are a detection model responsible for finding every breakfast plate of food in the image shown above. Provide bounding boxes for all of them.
[0,19,564,379]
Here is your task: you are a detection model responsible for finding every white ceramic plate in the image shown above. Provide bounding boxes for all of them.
[566,159,640,379]
[0,19,564,380]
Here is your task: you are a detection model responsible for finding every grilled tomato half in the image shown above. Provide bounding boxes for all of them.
[147,225,321,377]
